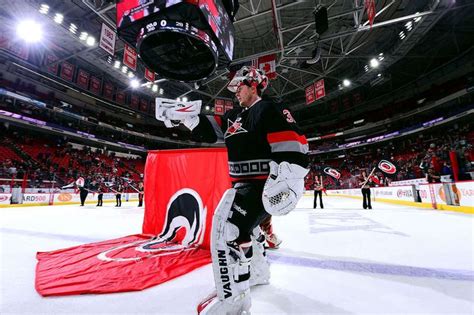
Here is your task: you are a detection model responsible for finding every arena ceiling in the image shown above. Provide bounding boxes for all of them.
[1,0,473,125]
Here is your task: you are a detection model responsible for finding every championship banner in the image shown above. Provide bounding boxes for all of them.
[214,99,224,115]
[116,91,126,104]
[314,79,325,100]
[305,84,316,105]
[60,61,75,81]
[143,148,231,249]
[131,94,139,108]
[7,40,30,60]
[99,23,116,56]
[123,44,137,70]
[144,68,155,82]
[139,98,148,112]
[103,82,114,100]
[76,69,90,89]
[44,54,59,75]
[225,100,233,112]
[89,76,102,95]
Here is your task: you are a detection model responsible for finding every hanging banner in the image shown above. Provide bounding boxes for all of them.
[139,98,148,112]
[365,0,376,27]
[123,44,137,71]
[116,91,126,104]
[305,84,316,105]
[144,68,155,82]
[76,69,90,89]
[44,54,59,75]
[103,82,114,100]
[89,76,102,95]
[214,99,224,115]
[225,100,233,112]
[60,61,75,81]
[99,23,116,56]
[314,79,325,100]
[131,94,139,108]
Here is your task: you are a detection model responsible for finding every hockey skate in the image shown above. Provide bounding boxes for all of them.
[264,232,282,249]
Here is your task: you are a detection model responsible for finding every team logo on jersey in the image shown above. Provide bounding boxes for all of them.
[224,117,247,138]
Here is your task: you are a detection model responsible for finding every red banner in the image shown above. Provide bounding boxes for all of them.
[123,44,137,70]
[131,94,139,108]
[305,84,316,105]
[116,91,126,104]
[144,148,231,249]
[139,98,148,112]
[365,0,376,27]
[225,100,233,112]
[103,82,114,100]
[60,62,75,81]
[144,68,155,82]
[214,99,224,115]
[44,54,59,75]
[89,76,102,95]
[76,69,90,89]
[35,234,211,296]
[314,79,325,100]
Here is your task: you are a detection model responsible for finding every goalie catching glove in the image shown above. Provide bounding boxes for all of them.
[155,98,201,130]
[262,161,309,216]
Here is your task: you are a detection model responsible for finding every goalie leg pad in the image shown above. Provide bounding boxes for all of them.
[199,188,252,315]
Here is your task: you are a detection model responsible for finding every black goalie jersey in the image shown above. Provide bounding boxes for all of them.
[192,99,309,183]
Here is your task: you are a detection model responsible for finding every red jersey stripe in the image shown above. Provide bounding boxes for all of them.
[267,131,308,145]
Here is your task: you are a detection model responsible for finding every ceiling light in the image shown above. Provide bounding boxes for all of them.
[130,79,140,89]
[152,84,158,92]
[414,12,422,23]
[79,32,88,40]
[342,79,351,87]
[364,65,369,72]
[121,66,128,73]
[16,20,43,43]
[182,97,188,102]
[377,73,382,77]
[159,88,164,95]
[39,4,49,14]
[370,58,379,68]
[378,53,384,61]
[69,23,77,34]
[205,105,210,111]
[54,13,63,24]
[128,72,135,78]
[86,36,95,46]
[114,60,121,68]
[107,56,112,64]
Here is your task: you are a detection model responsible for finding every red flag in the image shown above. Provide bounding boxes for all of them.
[365,0,376,27]
[35,234,210,296]
[258,54,277,79]
[143,148,231,249]
[36,148,231,296]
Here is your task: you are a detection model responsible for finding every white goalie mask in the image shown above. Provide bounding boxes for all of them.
[227,66,269,93]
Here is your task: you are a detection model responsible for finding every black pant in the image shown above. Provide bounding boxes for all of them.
[97,193,103,206]
[80,189,88,206]
[138,193,144,207]
[116,194,122,207]
[313,190,323,208]
[230,182,270,244]
[362,188,372,209]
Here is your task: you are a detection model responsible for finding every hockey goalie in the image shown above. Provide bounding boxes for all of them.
[155,66,309,314]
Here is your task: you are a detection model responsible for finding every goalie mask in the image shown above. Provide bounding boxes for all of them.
[227,66,269,93]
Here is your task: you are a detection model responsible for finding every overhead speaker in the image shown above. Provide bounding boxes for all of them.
[314,6,328,35]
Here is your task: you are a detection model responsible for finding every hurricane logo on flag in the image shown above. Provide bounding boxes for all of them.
[158,188,205,246]
[378,160,397,175]
[323,167,341,180]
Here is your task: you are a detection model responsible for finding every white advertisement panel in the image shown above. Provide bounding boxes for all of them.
[22,193,51,205]
[456,181,474,208]
[0,193,11,205]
